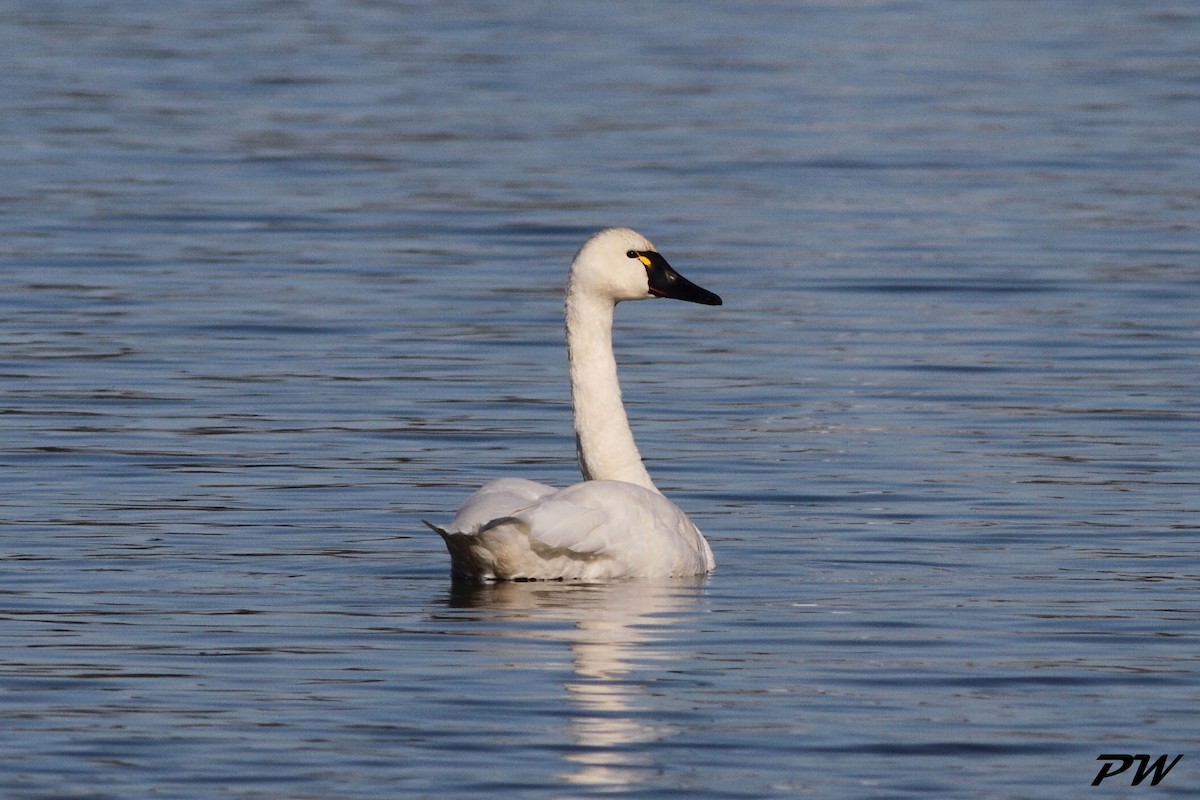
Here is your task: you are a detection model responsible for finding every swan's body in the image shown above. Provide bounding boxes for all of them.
[428,228,721,582]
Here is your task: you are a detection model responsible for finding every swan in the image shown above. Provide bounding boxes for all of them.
[426,227,722,582]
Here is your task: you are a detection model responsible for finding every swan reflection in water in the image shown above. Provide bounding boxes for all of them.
[447,578,707,790]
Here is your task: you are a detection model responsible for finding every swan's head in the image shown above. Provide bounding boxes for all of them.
[569,227,722,306]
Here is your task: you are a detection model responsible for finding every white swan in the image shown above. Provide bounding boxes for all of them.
[427,227,722,582]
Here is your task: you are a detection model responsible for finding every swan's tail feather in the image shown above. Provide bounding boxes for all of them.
[425,520,486,580]
[422,519,449,538]
[426,517,526,582]
[425,516,613,582]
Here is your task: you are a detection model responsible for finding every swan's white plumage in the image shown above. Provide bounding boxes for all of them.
[429,228,720,582]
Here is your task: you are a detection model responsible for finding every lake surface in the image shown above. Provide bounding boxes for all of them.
[2,1,1198,797]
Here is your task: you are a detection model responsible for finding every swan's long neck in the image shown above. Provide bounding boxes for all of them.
[565,286,658,492]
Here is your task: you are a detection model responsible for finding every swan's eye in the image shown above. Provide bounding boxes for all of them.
[628,250,654,268]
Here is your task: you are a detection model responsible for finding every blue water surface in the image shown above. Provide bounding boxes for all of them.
[2,2,1198,798]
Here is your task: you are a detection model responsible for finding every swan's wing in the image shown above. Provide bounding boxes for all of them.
[433,478,713,580]
[514,480,694,558]
[446,477,557,533]
[511,497,611,555]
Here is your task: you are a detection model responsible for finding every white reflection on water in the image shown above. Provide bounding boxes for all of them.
[447,579,707,791]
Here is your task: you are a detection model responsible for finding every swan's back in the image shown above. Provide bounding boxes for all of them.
[430,479,715,582]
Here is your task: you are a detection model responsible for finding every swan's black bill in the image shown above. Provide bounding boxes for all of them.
[641,251,722,306]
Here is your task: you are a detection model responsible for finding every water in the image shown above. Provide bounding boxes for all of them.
[2,1,1198,797]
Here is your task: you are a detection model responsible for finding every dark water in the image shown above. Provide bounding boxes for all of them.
[3,1,1198,798]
